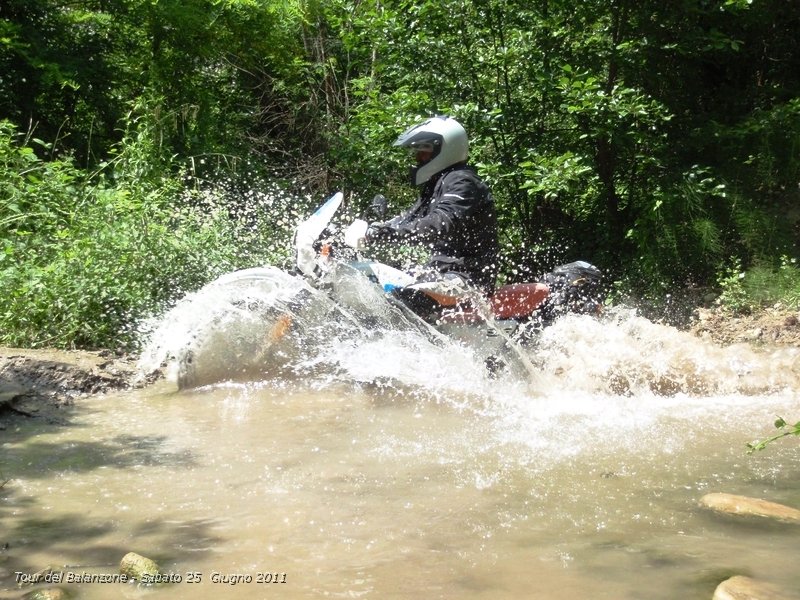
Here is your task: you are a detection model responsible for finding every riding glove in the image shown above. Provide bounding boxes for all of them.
[365,222,397,244]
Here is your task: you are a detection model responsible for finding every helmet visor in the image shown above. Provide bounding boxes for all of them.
[406,141,439,164]
[407,140,437,153]
[406,145,433,164]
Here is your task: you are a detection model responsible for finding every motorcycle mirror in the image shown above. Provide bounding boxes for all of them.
[370,194,388,220]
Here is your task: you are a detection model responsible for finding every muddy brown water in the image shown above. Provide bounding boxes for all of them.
[2,305,800,599]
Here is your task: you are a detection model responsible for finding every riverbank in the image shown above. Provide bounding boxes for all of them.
[0,347,157,429]
[689,305,800,347]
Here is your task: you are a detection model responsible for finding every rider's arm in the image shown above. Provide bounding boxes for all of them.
[391,173,481,245]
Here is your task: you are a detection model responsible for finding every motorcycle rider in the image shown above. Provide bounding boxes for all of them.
[366,115,499,295]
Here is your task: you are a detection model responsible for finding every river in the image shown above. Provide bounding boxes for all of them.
[2,269,800,599]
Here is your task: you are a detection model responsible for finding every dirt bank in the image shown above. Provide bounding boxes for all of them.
[689,305,800,347]
[0,347,158,428]
[1,305,799,428]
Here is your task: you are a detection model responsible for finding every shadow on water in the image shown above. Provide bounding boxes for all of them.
[0,509,223,586]
[1,397,89,442]
[2,433,198,477]
[0,410,216,589]
[0,490,223,589]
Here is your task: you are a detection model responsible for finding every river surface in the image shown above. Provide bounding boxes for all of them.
[2,270,800,599]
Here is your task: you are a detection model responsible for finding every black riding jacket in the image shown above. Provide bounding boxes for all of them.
[387,163,499,293]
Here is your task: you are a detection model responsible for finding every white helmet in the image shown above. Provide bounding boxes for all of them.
[393,116,469,186]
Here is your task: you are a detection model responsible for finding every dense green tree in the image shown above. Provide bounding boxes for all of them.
[319,0,800,284]
[0,0,315,170]
[2,0,800,347]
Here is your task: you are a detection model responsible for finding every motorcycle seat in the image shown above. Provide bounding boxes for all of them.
[490,283,550,319]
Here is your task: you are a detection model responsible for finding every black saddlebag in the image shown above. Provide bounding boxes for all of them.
[538,261,604,322]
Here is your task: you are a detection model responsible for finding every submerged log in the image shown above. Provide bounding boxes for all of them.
[119,552,161,581]
[700,492,800,524]
[713,575,788,600]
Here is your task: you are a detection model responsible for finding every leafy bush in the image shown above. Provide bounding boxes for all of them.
[718,255,800,314]
[0,120,296,350]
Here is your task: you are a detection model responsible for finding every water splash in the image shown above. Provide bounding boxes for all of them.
[138,266,341,388]
[139,265,800,410]
[531,307,800,396]
[471,307,800,461]
[138,264,474,391]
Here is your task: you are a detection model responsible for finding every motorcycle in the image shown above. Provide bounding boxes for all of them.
[152,191,603,389]
[293,192,604,374]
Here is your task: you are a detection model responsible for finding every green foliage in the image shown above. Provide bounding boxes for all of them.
[320,0,796,286]
[2,0,800,348]
[747,417,800,453]
[519,152,594,207]
[0,120,292,349]
[718,256,800,314]
[717,258,751,313]
[624,166,729,285]
[0,0,313,167]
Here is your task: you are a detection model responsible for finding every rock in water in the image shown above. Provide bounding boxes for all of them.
[119,552,161,580]
[700,492,800,523]
[22,589,70,600]
[713,575,790,600]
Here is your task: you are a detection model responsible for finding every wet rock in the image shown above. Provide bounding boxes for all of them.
[0,384,28,413]
[21,588,71,600]
[700,492,800,524]
[745,328,763,341]
[119,551,161,581]
[713,575,790,600]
